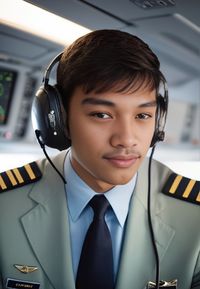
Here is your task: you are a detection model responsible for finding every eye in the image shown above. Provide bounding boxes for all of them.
[136,113,152,120]
[90,112,111,119]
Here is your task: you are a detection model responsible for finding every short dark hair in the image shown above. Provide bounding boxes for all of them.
[57,29,165,110]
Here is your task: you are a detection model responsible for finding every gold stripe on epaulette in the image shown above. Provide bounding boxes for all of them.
[197,192,200,203]
[169,175,182,194]
[163,173,200,206]
[24,164,35,180]
[6,170,17,186]
[183,179,196,199]
[0,175,7,190]
[12,168,24,184]
[0,162,42,193]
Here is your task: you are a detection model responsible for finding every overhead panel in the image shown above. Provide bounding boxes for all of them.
[84,0,176,22]
[0,24,63,66]
[132,15,200,66]
[25,0,124,30]
[0,33,47,60]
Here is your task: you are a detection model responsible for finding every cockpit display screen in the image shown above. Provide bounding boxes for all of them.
[0,69,17,124]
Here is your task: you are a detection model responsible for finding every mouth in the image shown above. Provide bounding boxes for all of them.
[103,154,141,168]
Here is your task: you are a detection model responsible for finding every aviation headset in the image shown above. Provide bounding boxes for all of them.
[32,52,168,151]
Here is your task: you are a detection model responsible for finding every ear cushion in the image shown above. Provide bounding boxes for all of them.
[32,84,71,150]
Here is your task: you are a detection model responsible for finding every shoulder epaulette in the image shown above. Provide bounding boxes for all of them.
[162,173,200,206]
[0,162,42,193]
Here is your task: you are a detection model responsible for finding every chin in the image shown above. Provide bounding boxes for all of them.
[108,175,134,186]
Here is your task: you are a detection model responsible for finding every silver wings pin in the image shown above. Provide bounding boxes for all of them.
[14,264,38,274]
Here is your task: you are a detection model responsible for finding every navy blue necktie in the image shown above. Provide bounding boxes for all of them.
[76,195,114,289]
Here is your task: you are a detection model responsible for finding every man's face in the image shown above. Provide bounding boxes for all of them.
[68,86,157,192]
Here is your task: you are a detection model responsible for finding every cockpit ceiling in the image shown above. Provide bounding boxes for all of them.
[0,0,199,87]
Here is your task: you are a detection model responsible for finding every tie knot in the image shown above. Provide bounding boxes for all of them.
[89,195,110,219]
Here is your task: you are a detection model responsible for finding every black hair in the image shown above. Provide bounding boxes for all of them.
[57,29,166,112]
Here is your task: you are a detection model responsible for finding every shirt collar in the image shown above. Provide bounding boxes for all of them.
[105,177,136,227]
[64,150,137,228]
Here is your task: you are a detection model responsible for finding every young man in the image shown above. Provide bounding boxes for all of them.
[0,30,199,289]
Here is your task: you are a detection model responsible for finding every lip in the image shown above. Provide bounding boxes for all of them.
[103,154,140,168]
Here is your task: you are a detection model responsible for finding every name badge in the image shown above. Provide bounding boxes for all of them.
[6,278,40,289]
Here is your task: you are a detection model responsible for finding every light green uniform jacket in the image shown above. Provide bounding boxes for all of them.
[0,151,199,289]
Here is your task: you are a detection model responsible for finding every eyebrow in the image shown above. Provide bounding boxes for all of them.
[81,97,157,108]
[138,100,157,107]
[81,98,115,107]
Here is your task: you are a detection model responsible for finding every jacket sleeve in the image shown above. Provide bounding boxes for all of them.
[192,250,200,288]
[0,274,3,289]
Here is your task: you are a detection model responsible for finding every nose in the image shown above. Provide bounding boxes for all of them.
[110,118,137,148]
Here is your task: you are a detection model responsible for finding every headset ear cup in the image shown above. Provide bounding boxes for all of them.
[150,93,167,147]
[32,84,71,150]
[150,130,165,147]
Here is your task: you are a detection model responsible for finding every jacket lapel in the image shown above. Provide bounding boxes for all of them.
[116,159,175,289]
[21,151,75,289]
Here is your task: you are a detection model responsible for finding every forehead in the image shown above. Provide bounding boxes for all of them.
[81,72,158,95]
[71,85,157,107]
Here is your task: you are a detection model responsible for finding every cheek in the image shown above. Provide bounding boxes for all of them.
[69,120,106,151]
[139,124,155,148]
[147,126,155,140]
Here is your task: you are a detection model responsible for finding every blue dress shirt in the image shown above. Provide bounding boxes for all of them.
[64,151,137,281]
